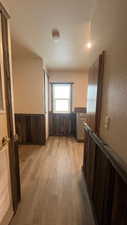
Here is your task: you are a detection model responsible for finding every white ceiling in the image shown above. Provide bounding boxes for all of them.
[2,0,95,70]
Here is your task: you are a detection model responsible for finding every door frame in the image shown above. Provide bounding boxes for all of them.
[44,70,49,141]
[1,11,21,212]
[95,51,105,135]
[87,51,105,135]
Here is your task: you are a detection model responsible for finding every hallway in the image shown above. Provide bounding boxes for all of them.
[10,137,95,225]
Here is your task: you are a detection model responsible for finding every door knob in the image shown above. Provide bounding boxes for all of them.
[2,136,10,145]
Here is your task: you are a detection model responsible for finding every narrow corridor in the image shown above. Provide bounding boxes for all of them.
[10,137,95,225]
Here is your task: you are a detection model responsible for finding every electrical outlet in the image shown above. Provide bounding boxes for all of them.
[104,116,110,130]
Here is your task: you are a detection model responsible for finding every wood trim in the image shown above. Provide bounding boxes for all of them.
[70,83,73,113]
[0,3,10,19]
[50,82,74,84]
[15,113,45,116]
[44,71,46,114]
[75,107,87,113]
[95,51,105,135]
[50,83,53,113]
[87,51,105,135]
[1,14,20,212]
[1,15,14,137]
[44,71,49,114]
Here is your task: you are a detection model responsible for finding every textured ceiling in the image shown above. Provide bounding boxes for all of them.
[1,0,95,70]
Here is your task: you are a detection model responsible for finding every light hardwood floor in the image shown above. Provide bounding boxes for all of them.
[10,137,95,225]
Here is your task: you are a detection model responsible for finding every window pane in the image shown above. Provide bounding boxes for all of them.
[53,84,70,99]
[54,100,70,113]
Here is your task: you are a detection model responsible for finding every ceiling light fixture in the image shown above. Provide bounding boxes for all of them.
[86,42,92,49]
[52,29,60,42]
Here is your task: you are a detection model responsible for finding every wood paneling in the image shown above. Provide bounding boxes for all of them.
[74,107,87,113]
[15,114,46,145]
[83,122,127,225]
[111,173,127,225]
[49,112,76,136]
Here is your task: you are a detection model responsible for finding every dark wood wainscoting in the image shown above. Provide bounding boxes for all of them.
[15,114,46,145]
[49,112,76,136]
[83,122,127,225]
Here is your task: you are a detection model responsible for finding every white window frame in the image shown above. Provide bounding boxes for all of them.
[52,83,72,114]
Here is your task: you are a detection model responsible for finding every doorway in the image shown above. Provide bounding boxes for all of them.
[49,82,76,136]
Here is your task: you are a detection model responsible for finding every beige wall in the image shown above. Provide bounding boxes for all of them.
[13,57,45,114]
[91,0,127,162]
[49,71,88,111]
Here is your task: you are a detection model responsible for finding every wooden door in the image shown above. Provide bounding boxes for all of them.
[1,12,21,211]
[0,13,13,225]
[87,51,104,135]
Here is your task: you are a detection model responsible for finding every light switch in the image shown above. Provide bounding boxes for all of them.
[104,116,110,130]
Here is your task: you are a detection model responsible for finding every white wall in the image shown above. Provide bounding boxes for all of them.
[13,57,45,114]
[91,0,127,163]
[49,71,88,111]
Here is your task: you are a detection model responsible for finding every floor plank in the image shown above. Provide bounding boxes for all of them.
[10,137,95,225]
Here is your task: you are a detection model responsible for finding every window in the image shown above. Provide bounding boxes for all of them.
[52,83,72,113]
